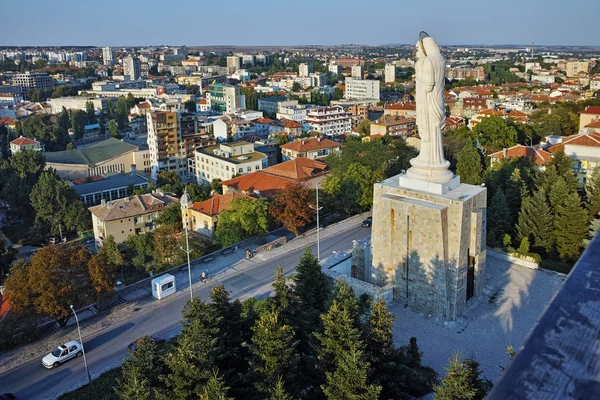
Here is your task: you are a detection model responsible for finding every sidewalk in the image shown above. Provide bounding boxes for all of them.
[0,212,369,375]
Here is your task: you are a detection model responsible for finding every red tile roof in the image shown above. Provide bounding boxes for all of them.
[548,132,600,152]
[279,118,302,129]
[280,137,339,152]
[0,116,15,125]
[488,145,552,165]
[254,117,275,124]
[10,136,40,146]
[385,102,416,111]
[265,158,328,180]
[585,120,600,129]
[0,293,10,319]
[190,191,252,216]
[580,106,600,115]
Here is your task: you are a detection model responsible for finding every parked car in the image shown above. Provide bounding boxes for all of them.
[361,217,372,227]
[42,340,83,369]
[127,335,165,352]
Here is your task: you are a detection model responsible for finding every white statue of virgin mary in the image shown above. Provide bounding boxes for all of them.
[406,32,454,184]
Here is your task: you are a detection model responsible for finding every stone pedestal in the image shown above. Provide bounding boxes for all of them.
[370,173,487,320]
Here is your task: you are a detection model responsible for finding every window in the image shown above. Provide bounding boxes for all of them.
[238,168,243,173]
[161,281,174,291]
[247,166,251,172]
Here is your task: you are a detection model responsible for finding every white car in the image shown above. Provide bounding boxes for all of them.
[42,340,83,369]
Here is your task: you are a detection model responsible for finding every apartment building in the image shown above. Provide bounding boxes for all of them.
[446,66,485,81]
[89,192,179,244]
[207,84,244,114]
[194,141,267,184]
[566,61,589,77]
[227,56,241,71]
[370,116,415,138]
[329,64,342,75]
[50,96,115,114]
[384,64,396,83]
[257,97,297,115]
[280,137,341,161]
[213,115,256,142]
[304,106,352,136]
[146,110,185,180]
[13,72,54,90]
[102,47,114,66]
[299,63,312,77]
[351,65,364,79]
[124,56,141,80]
[345,77,380,100]
[384,102,417,119]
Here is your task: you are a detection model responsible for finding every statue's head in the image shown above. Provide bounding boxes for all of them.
[415,31,442,60]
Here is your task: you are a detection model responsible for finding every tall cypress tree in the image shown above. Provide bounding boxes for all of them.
[487,189,511,247]
[554,192,588,260]
[586,167,600,220]
[456,144,483,185]
[516,188,553,252]
[551,148,578,192]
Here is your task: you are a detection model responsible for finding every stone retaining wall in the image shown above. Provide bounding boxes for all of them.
[487,249,539,270]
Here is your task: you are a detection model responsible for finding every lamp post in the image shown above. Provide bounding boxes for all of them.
[309,183,323,261]
[180,187,193,301]
[70,305,91,384]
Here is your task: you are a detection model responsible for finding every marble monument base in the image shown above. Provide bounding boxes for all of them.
[398,173,461,195]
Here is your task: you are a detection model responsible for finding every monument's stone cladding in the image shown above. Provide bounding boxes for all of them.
[371,176,487,320]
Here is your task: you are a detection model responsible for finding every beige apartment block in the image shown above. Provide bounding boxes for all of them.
[370,175,487,321]
[89,192,179,244]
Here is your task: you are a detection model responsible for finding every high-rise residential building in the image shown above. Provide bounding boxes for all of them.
[241,54,255,66]
[102,46,114,66]
[194,142,267,184]
[351,65,364,79]
[124,56,141,80]
[207,84,244,114]
[345,77,380,100]
[174,47,188,57]
[227,56,241,71]
[13,72,54,91]
[299,63,312,77]
[385,63,396,83]
[146,110,185,180]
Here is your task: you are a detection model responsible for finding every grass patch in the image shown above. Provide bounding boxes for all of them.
[57,367,121,400]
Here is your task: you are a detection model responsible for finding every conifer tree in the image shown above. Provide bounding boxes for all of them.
[199,370,233,400]
[267,377,293,400]
[117,365,151,400]
[503,168,527,226]
[405,337,423,369]
[317,301,381,400]
[271,266,297,326]
[487,189,511,247]
[550,148,578,192]
[456,144,483,185]
[584,212,600,247]
[294,248,329,314]
[331,280,361,324]
[548,177,570,213]
[586,167,600,220]
[554,192,588,260]
[434,351,492,400]
[250,310,299,395]
[516,188,553,252]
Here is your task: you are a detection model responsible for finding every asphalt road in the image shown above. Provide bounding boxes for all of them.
[0,224,370,400]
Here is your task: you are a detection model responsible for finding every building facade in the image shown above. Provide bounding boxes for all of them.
[13,72,54,91]
[195,141,267,184]
[345,77,380,100]
[304,106,352,136]
[124,56,141,80]
[280,137,341,161]
[102,47,114,66]
[207,84,244,114]
[384,64,396,83]
[146,110,185,180]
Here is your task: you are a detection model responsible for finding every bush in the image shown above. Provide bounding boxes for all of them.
[57,367,120,400]
[0,315,46,353]
[540,258,573,274]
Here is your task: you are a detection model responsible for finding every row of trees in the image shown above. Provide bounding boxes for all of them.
[114,249,438,400]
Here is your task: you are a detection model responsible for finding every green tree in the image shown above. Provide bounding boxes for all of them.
[107,98,115,120]
[0,235,17,277]
[584,212,600,247]
[356,119,371,137]
[0,126,8,159]
[200,370,233,400]
[70,109,86,140]
[157,171,184,195]
[266,377,293,400]
[586,167,600,219]
[317,301,381,400]
[109,119,119,138]
[250,310,299,395]
[215,198,269,247]
[472,116,518,153]
[187,183,212,202]
[56,106,70,136]
[516,188,553,252]
[456,144,483,184]
[292,82,301,91]
[554,192,588,260]
[487,189,511,247]
[434,351,492,400]
[184,99,196,113]
[294,248,329,318]
[124,232,154,271]
[517,237,530,255]
[116,96,130,130]
[30,171,90,235]
[99,234,125,267]
[99,112,106,136]
[85,100,97,124]
[117,335,165,399]
[550,148,577,192]
[155,203,183,230]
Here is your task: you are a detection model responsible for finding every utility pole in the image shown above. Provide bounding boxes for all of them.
[180,187,193,301]
[70,305,91,384]
[309,182,323,261]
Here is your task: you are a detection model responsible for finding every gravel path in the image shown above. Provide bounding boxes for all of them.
[390,256,566,382]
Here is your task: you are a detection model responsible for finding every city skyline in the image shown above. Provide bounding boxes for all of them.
[1,0,599,47]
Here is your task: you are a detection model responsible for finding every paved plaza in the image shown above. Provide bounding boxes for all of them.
[390,256,566,382]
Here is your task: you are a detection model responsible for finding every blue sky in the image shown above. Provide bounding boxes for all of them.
[1,0,598,47]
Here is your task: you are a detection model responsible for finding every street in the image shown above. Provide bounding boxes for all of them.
[0,224,370,400]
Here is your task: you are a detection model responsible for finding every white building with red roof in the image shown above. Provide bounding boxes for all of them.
[10,136,43,154]
[579,106,600,132]
[547,132,600,186]
[488,144,552,169]
[280,137,341,161]
[303,106,352,136]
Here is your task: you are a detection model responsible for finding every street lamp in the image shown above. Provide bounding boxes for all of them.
[180,187,193,301]
[309,182,323,261]
[70,305,91,384]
